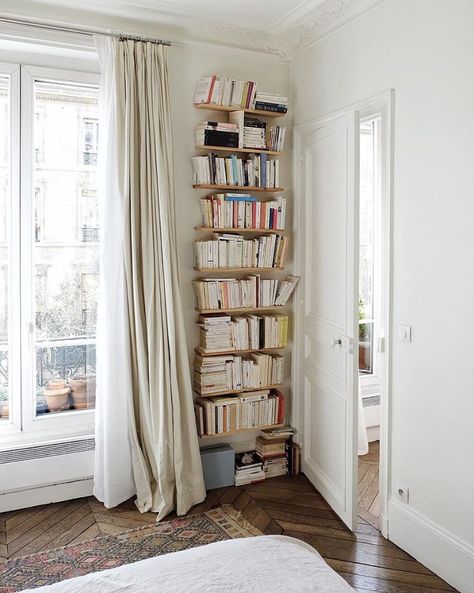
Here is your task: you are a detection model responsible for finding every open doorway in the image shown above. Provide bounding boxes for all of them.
[358,116,383,530]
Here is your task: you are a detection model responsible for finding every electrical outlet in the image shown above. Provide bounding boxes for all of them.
[397,486,410,504]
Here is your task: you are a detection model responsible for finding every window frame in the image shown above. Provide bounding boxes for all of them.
[0,64,100,447]
[359,115,384,397]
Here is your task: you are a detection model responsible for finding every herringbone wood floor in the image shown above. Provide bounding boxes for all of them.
[0,473,456,593]
[358,441,381,529]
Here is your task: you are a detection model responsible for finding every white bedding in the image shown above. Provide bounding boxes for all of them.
[22,535,354,593]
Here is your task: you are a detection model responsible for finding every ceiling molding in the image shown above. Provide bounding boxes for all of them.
[0,0,389,60]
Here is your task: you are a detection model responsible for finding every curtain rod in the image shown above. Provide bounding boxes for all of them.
[0,15,172,45]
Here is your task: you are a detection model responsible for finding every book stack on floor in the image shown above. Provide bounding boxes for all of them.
[192,153,280,188]
[194,76,257,109]
[234,451,265,486]
[193,275,299,310]
[254,91,289,114]
[193,233,288,269]
[199,194,286,230]
[194,388,285,436]
[256,436,288,478]
[194,352,284,395]
[258,425,301,477]
[196,121,239,148]
[198,313,288,353]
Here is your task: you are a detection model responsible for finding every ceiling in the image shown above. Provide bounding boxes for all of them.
[1,0,387,59]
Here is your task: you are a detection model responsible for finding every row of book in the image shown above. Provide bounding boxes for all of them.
[192,153,280,188]
[195,120,239,148]
[194,352,284,395]
[194,76,258,109]
[198,313,288,353]
[194,389,285,436]
[199,194,287,231]
[193,275,299,311]
[193,234,288,270]
[194,76,288,114]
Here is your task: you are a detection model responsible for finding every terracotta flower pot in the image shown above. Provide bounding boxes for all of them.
[44,391,70,412]
[0,402,9,419]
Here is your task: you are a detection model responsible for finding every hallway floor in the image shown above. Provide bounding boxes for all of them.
[358,440,380,529]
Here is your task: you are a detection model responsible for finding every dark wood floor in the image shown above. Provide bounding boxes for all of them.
[358,441,380,529]
[0,474,456,593]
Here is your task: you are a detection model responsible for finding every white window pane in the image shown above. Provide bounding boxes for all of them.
[33,80,99,416]
[359,121,375,375]
[0,76,10,422]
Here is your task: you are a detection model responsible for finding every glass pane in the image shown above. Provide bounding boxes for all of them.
[359,121,375,375]
[0,76,10,422]
[359,321,373,374]
[33,80,99,416]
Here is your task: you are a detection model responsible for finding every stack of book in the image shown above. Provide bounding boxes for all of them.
[256,435,288,478]
[193,275,299,311]
[199,194,286,230]
[194,352,284,395]
[195,388,285,436]
[195,121,239,148]
[286,440,302,477]
[197,313,288,353]
[194,76,257,109]
[255,91,289,114]
[266,125,286,152]
[192,153,280,188]
[198,313,233,352]
[193,233,288,269]
[243,117,266,149]
[234,451,265,486]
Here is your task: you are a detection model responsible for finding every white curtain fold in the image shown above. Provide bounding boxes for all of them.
[94,36,206,520]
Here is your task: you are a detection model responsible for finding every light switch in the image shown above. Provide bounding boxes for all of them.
[398,324,412,343]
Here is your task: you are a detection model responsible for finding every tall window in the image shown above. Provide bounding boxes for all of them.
[0,64,100,443]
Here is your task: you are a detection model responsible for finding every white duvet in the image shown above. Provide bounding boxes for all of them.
[22,535,354,593]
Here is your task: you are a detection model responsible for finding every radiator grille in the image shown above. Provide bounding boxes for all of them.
[0,438,95,465]
[362,395,381,408]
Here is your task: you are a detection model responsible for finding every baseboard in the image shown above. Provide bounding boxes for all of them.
[388,498,474,593]
[0,478,94,512]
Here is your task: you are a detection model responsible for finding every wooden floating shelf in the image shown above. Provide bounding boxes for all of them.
[194,384,283,398]
[194,266,285,273]
[193,184,284,192]
[195,226,285,235]
[196,145,283,156]
[195,346,285,357]
[194,104,286,119]
[199,423,285,439]
[195,306,286,314]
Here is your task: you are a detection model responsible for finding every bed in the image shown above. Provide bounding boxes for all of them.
[21,535,354,593]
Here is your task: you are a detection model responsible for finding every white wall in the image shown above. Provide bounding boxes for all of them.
[291,1,474,590]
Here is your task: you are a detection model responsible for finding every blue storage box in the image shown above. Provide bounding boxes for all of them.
[200,444,235,490]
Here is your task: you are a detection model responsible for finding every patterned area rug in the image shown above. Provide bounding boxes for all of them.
[0,506,261,592]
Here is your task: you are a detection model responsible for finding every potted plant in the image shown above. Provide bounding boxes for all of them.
[358,298,371,371]
[43,377,71,412]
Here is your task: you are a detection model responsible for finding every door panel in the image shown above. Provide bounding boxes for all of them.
[298,111,359,529]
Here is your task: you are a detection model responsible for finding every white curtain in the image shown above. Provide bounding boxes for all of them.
[358,376,369,456]
[94,36,206,520]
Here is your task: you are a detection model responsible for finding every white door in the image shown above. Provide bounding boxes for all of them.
[295,110,360,530]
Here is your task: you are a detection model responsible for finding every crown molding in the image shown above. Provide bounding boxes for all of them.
[0,0,389,61]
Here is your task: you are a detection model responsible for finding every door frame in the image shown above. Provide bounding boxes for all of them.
[292,90,394,538]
